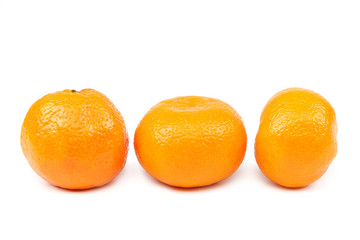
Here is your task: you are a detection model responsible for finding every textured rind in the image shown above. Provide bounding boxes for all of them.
[134,96,247,188]
[255,88,338,188]
[20,89,128,189]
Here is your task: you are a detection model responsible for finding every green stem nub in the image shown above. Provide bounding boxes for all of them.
[71,89,77,93]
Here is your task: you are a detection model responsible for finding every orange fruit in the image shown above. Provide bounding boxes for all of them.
[21,89,128,190]
[255,88,337,188]
[134,96,247,188]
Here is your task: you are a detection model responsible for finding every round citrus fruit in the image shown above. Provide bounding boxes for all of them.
[21,89,128,190]
[134,96,247,188]
[255,88,337,188]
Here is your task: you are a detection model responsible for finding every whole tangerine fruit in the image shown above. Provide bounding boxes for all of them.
[134,96,247,188]
[255,88,337,188]
[21,89,128,190]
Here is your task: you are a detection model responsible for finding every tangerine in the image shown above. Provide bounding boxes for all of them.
[21,89,128,190]
[255,88,337,188]
[134,96,247,188]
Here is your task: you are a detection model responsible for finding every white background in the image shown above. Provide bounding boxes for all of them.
[1,1,359,239]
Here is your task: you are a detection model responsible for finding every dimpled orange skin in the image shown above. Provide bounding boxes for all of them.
[255,88,337,188]
[21,89,128,190]
[134,96,247,188]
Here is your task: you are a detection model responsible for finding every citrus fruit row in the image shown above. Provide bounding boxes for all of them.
[21,88,337,190]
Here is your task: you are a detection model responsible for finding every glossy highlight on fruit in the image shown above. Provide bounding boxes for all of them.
[134,96,247,188]
[21,89,128,190]
[255,88,337,188]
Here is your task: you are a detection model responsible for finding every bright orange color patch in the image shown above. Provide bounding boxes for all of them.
[21,89,128,190]
[255,88,337,188]
[134,96,247,188]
